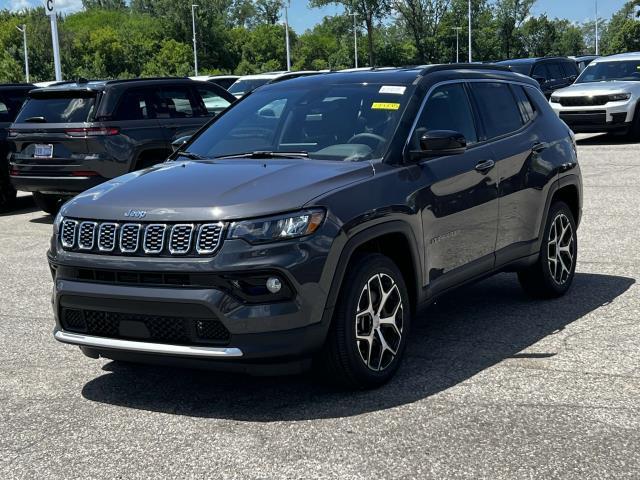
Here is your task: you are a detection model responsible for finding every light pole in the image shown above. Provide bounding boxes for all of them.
[191,4,199,76]
[452,27,462,63]
[595,0,599,55]
[352,12,358,68]
[468,0,472,63]
[16,24,29,82]
[284,0,291,71]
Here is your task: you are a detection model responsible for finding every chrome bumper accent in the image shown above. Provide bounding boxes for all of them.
[54,328,243,358]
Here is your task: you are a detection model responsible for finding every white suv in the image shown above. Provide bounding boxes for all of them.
[550,52,640,137]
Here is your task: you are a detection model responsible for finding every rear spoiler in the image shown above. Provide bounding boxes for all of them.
[29,88,99,99]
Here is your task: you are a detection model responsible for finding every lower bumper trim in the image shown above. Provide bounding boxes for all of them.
[53,328,243,358]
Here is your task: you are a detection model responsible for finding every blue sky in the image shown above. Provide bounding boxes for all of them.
[1,0,630,33]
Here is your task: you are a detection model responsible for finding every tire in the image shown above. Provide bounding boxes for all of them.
[33,192,63,215]
[317,253,411,389]
[518,201,577,298]
[0,172,16,213]
[629,104,640,141]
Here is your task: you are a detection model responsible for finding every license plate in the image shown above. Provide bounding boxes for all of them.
[34,144,53,158]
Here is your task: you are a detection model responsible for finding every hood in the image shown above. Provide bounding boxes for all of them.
[554,81,640,96]
[62,159,374,222]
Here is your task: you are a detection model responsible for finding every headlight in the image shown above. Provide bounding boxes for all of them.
[228,209,325,244]
[550,95,560,103]
[609,93,631,102]
[53,212,64,234]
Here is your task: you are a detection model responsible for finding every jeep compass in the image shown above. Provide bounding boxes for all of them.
[49,66,582,389]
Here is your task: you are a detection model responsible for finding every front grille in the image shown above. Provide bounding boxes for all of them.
[61,218,224,257]
[559,95,609,107]
[61,307,231,345]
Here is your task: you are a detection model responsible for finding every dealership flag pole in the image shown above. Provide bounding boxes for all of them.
[352,12,358,68]
[191,4,199,76]
[453,27,462,63]
[45,0,62,81]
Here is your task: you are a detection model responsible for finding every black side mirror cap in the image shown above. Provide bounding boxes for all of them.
[171,135,192,153]
[410,130,467,160]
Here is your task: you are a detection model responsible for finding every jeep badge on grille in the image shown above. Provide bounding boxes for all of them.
[124,209,147,219]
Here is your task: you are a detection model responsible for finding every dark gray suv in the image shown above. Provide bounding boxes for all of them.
[48,66,582,389]
[9,78,235,214]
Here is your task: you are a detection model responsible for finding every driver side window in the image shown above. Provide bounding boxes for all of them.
[415,83,478,146]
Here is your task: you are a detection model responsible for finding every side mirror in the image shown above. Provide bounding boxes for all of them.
[171,135,191,152]
[412,130,467,159]
[568,75,577,83]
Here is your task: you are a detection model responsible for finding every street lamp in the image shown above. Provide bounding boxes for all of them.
[352,12,358,68]
[15,24,29,82]
[284,0,291,71]
[191,4,199,76]
[595,0,599,55]
[468,0,472,63]
[452,27,462,63]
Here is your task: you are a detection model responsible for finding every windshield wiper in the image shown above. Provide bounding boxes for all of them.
[214,150,309,160]
[24,116,47,123]
[176,151,208,160]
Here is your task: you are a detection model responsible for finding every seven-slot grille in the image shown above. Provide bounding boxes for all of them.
[60,219,224,256]
[558,95,609,107]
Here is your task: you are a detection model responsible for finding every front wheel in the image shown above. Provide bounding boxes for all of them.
[518,201,577,298]
[32,192,64,215]
[317,253,411,389]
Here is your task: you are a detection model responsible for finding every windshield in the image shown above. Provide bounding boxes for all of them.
[15,95,96,123]
[504,63,532,76]
[185,83,410,162]
[576,60,640,83]
[228,78,272,97]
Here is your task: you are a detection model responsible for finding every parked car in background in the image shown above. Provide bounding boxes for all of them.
[571,55,599,72]
[190,75,240,90]
[0,83,33,211]
[228,71,320,98]
[496,57,579,98]
[50,65,582,388]
[9,77,235,214]
[550,52,640,137]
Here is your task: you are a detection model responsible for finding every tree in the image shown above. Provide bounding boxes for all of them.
[82,0,126,9]
[395,0,450,63]
[255,0,283,25]
[310,0,392,67]
[494,0,535,58]
[142,39,192,77]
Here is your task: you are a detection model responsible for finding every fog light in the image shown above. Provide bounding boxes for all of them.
[266,276,282,294]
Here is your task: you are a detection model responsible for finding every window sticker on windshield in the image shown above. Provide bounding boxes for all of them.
[371,102,400,111]
[379,86,406,95]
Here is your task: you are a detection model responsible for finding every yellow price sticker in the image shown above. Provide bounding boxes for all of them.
[371,102,400,111]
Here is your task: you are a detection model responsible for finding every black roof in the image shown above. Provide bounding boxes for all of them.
[496,56,574,65]
[0,83,34,91]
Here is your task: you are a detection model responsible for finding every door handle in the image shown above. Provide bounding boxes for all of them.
[475,159,495,173]
[532,142,548,153]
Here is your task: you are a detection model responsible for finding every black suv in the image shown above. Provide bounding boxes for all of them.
[49,66,582,389]
[9,78,235,214]
[0,83,33,211]
[496,57,579,98]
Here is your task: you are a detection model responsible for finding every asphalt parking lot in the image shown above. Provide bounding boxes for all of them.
[1,133,639,479]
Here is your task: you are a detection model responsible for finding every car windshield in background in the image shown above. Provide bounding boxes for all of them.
[185,83,410,162]
[504,64,532,76]
[228,78,271,96]
[15,95,96,123]
[576,61,640,83]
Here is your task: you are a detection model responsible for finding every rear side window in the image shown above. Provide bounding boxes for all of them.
[469,82,523,139]
[114,88,154,121]
[415,83,478,144]
[15,95,96,123]
[0,98,9,122]
[510,85,535,123]
[195,86,231,117]
[156,87,196,119]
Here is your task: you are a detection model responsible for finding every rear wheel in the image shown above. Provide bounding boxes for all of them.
[0,171,16,213]
[317,253,411,389]
[33,192,64,215]
[518,201,577,298]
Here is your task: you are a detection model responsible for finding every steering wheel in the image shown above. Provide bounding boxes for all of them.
[347,132,386,148]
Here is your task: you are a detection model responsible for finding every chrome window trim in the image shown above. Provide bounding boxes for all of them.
[60,219,78,248]
[168,223,195,255]
[403,78,539,160]
[196,222,225,255]
[119,223,141,253]
[143,224,167,254]
[97,222,119,252]
[77,221,98,250]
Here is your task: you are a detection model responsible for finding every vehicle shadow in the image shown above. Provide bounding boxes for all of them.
[81,272,635,421]
[576,133,637,146]
[0,194,37,217]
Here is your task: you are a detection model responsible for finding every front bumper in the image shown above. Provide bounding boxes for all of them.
[10,174,105,194]
[551,102,634,133]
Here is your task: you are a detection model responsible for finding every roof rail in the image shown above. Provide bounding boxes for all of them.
[419,63,511,76]
[104,76,191,85]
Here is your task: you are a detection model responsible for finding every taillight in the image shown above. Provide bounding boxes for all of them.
[9,166,19,176]
[65,127,119,137]
[71,170,98,177]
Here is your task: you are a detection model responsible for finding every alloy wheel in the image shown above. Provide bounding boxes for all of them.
[354,273,404,371]
[547,213,574,285]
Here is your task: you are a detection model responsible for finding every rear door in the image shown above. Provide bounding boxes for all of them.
[543,62,567,95]
[531,63,553,98]
[415,82,499,293]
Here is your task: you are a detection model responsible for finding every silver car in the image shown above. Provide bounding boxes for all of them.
[550,52,640,137]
